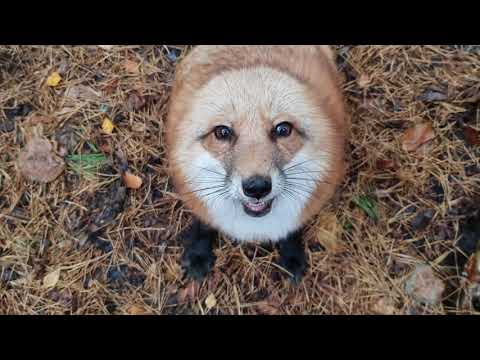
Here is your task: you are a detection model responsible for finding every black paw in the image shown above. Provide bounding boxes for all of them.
[277,230,308,284]
[279,251,307,284]
[179,218,217,282]
[279,254,307,284]
[181,250,216,282]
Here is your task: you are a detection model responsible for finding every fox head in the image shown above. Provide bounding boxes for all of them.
[167,46,347,242]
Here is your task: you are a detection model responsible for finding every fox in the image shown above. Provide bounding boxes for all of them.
[166,45,348,283]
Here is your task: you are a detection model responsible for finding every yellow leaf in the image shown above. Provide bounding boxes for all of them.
[205,293,217,310]
[43,269,60,288]
[122,171,142,189]
[102,117,115,134]
[46,72,62,87]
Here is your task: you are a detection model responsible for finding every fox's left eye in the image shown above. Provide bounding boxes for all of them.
[214,126,234,141]
[273,122,293,138]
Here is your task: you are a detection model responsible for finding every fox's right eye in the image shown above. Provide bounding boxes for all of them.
[214,126,234,141]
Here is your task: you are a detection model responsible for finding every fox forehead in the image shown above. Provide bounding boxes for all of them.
[187,66,320,137]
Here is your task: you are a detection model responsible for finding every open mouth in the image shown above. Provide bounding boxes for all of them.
[242,199,274,217]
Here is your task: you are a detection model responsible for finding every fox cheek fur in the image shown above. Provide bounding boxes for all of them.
[166,46,348,283]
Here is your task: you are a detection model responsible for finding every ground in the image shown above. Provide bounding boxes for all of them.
[0,45,479,315]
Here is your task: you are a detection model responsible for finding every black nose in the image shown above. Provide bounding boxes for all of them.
[242,175,272,199]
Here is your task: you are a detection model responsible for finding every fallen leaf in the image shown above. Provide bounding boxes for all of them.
[418,89,448,103]
[58,62,69,75]
[25,115,57,126]
[205,293,217,310]
[466,245,480,283]
[357,74,371,88]
[401,122,435,152]
[43,269,60,288]
[64,85,101,101]
[372,297,397,315]
[126,91,146,111]
[315,212,340,253]
[122,171,142,189]
[18,131,65,183]
[131,122,147,132]
[101,117,115,134]
[375,158,396,170]
[256,302,281,315]
[124,59,140,74]
[177,281,200,303]
[411,209,435,231]
[46,72,62,87]
[464,126,480,146]
[102,79,119,95]
[405,264,445,306]
[126,305,149,315]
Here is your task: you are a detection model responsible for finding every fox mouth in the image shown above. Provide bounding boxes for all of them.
[242,199,274,217]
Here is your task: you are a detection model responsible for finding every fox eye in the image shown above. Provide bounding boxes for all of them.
[214,126,234,141]
[273,122,293,138]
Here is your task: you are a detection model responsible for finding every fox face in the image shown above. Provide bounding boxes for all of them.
[167,46,346,242]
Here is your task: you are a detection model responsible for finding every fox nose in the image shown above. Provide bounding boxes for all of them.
[242,175,272,199]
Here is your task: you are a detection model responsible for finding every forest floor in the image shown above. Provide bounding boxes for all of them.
[0,45,479,315]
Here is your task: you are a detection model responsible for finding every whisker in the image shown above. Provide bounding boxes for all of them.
[185,179,226,185]
[181,185,226,196]
[282,159,317,172]
[194,165,227,177]
[284,170,326,175]
[200,187,230,199]
[285,177,333,186]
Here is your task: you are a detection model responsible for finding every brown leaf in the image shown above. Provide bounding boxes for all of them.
[371,297,396,315]
[122,171,142,189]
[126,305,150,315]
[405,264,445,305]
[102,79,119,95]
[375,158,396,170]
[466,250,480,283]
[401,122,435,152]
[315,212,340,253]
[464,126,480,146]
[97,137,113,155]
[177,281,200,304]
[357,74,371,89]
[126,91,146,111]
[256,302,281,315]
[64,85,101,101]
[18,131,65,183]
[25,115,57,126]
[124,59,140,74]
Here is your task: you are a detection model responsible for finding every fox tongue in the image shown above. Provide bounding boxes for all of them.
[245,201,267,212]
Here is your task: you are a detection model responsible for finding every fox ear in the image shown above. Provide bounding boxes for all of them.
[318,45,335,63]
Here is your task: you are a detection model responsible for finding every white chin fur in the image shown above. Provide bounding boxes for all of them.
[183,151,328,243]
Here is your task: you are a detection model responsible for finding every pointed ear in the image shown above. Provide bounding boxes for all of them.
[318,45,335,63]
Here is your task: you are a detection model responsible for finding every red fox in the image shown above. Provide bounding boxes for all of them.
[166,46,348,282]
